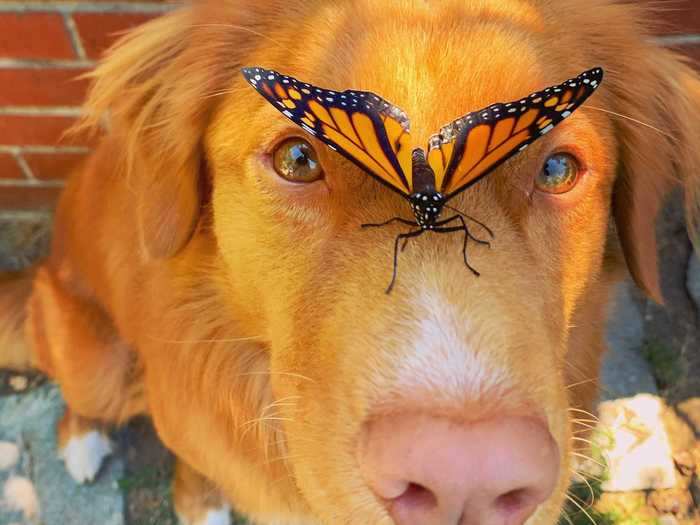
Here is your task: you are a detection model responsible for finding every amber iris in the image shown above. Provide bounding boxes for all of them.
[273,138,323,183]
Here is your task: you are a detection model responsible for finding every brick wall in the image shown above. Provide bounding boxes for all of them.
[0,0,698,212]
[0,1,174,211]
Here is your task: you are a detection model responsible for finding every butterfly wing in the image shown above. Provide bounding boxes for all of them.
[428,67,604,198]
[242,67,413,196]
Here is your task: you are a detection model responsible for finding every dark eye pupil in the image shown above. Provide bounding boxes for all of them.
[273,138,323,183]
[544,156,568,179]
[535,152,579,194]
[541,154,575,186]
[291,145,309,166]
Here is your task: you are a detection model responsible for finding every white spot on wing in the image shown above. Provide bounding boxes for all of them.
[301,124,316,135]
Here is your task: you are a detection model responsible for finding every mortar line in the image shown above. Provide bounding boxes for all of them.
[62,13,88,61]
[0,59,95,69]
[0,3,176,14]
[12,151,37,181]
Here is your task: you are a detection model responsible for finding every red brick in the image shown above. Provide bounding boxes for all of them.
[0,115,89,147]
[23,151,87,181]
[0,13,75,60]
[658,0,700,35]
[0,184,63,210]
[72,12,160,59]
[0,68,91,107]
[0,153,24,180]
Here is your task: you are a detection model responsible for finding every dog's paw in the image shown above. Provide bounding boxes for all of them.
[178,504,232,525]
[59,430,112,484]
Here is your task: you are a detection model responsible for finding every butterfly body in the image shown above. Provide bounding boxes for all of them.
[409,148,446,229]
[242,66,603,291]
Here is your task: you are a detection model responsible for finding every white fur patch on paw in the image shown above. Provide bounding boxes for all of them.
[200,506,231,525]
[59,431,112,484]
[178,505,231,525]
[3,475,40,518]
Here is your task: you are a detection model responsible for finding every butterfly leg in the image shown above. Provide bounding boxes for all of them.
[457,215,491,248]
[433,222,481,277]
[361,217,417,229]
[433,215,462,228]
[439,214,491,247]
[443,205,495,240]
[400,220,461,252]
[399,215,462,252]
[386,229,424,294]
[455,216,481,275]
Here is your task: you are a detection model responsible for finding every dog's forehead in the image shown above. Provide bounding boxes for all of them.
[293,6,551,144]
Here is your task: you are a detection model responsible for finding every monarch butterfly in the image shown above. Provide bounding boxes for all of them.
[242,66,604,292]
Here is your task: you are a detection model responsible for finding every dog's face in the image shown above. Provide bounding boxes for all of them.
[88,0,700,523]
[208,1,619,522]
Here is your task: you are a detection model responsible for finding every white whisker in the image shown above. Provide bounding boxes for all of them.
[565,493,598,525]
[586,105,678,142]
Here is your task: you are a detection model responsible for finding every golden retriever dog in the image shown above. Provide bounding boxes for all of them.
[1,0,699,524]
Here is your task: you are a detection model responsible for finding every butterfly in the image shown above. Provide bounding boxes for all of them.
[242,66,604,292]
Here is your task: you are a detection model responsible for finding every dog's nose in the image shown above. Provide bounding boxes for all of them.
[358,414,559,525]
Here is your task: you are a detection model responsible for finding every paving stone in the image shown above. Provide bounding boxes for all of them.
[688,252,700,310]
[0,385,124,525]
[601,281,658,401]
[0,212,52,272]
[598,394,677,492]
[648,488,694,518]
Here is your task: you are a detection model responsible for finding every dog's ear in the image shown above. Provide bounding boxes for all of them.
[78,8,243,259]
[611,50,700,303]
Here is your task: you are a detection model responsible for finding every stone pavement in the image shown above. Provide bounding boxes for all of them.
[0,386,124,525]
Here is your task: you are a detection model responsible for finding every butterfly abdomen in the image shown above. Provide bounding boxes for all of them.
[409,149,445,228]
[411,148,436,193]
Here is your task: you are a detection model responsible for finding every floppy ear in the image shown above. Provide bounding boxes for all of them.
[611,50,700,303]
[78,7,247,259]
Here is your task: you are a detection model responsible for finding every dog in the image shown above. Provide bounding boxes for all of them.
[1,0,699,524]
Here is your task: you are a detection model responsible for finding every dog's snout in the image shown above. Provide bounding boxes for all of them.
[358,414,559,525]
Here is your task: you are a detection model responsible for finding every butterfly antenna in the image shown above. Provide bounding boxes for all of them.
[444,205,495,239]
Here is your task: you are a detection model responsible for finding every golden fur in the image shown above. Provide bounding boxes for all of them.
[1,0,699,523]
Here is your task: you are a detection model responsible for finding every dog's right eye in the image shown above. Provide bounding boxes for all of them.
[535,153,581,194]
[273,138,324,183]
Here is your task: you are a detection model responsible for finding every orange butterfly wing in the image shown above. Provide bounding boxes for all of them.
[430,67,604,198]
[242,67,413,196]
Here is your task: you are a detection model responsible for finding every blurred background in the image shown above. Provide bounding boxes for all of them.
[0,1,699,525]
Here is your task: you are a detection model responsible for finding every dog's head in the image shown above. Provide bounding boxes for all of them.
[83,1,700,523]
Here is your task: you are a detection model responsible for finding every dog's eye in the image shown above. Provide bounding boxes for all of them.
[535,153,580,194]
[273,138,323,183]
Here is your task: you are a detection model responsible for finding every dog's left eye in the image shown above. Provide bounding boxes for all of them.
[535,153,581,194]
[273,138,324,183]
